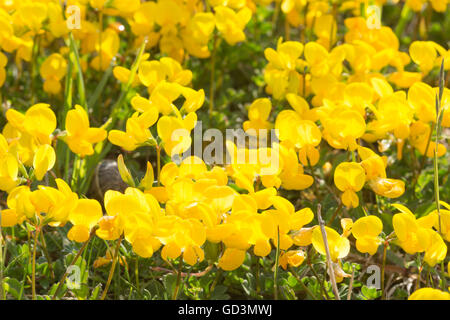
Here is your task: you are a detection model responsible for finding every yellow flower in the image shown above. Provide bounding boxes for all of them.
[275,109,321,166]
[64,105,107,157]
[322,107,366,151]
[0,134,18,191]
[100,187,162,258]
[243,98,272,134]
[423,229,447,267]
[0,208,19,227]
[68,199,103,243]
[368,177,405,199]
[91,28,120,71]
[214,6,251,45]
[408,82,439,124]
[157,113,197,158]
[40,53,67,95]
[351,216,383,255]
[6,186,35,221]
[279,250,306,270]
[264,39,305,99]
[391,204,445,265]
[108,109,159,151]
[33,144,56,181]
[409,41,437,75]
[434,202,450,241]
[0,52,7,87]
[409,121,447,158]
[6,103,57,145]
[181,12,216,58]
[311,226,350,262]
[304,41,344,78]
[408,288,450,300]
[334,162,366,208]
[218,248,247,271]
[17,2,48,33]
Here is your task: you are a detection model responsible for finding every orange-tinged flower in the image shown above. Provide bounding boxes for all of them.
[279,250,306,270]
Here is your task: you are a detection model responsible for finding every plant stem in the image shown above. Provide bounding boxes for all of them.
[381,241,388,300]
[327,202,343,226]
[209,33,218,120]
[39,230,55,280]
[395,4,411,38]
[135,258,139,291]
[30,34,40,104]
[271,0,281,35]
[52,228,96,300]
[289,267,318,300]
[109,38,147,126]
[0,215,4,300]
[208,267,222,299]
[317,204,340,300]
[100,236,123,300]
[307,256,329,300]
[274,226,280,300]
[32,226,40,300]
[413,128,432,190]
[68,32,87,109]
[347,265,355,300]
[156,144,161,186]
[255,255,261,297]
[172,256,183,300]
[435,61,446,291]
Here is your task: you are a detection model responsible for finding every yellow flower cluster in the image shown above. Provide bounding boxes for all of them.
[0,0,448,301]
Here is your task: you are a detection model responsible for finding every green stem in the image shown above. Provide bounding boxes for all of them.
[100,236,123,300]
[30,34,40,104]
[274,226,280,300]
[395,4,412,38]
[156,145,161,186]
[0,216,4,300]
[317,204,340,300]
[271,0,281,35]
[32,226,40,300]
[255,255,261,297]
[52,228,96,300]
[381,241,388,300]
[289,267,318,300]
[209,33,218,120]
[440,260,447,291]
[135,258,139,291]
[39,230,55,281]
[68,32,87,109]
[110,38,147,126]
[172,256,183,300]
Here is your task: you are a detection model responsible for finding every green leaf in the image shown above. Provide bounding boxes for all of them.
[3,277,22,299]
